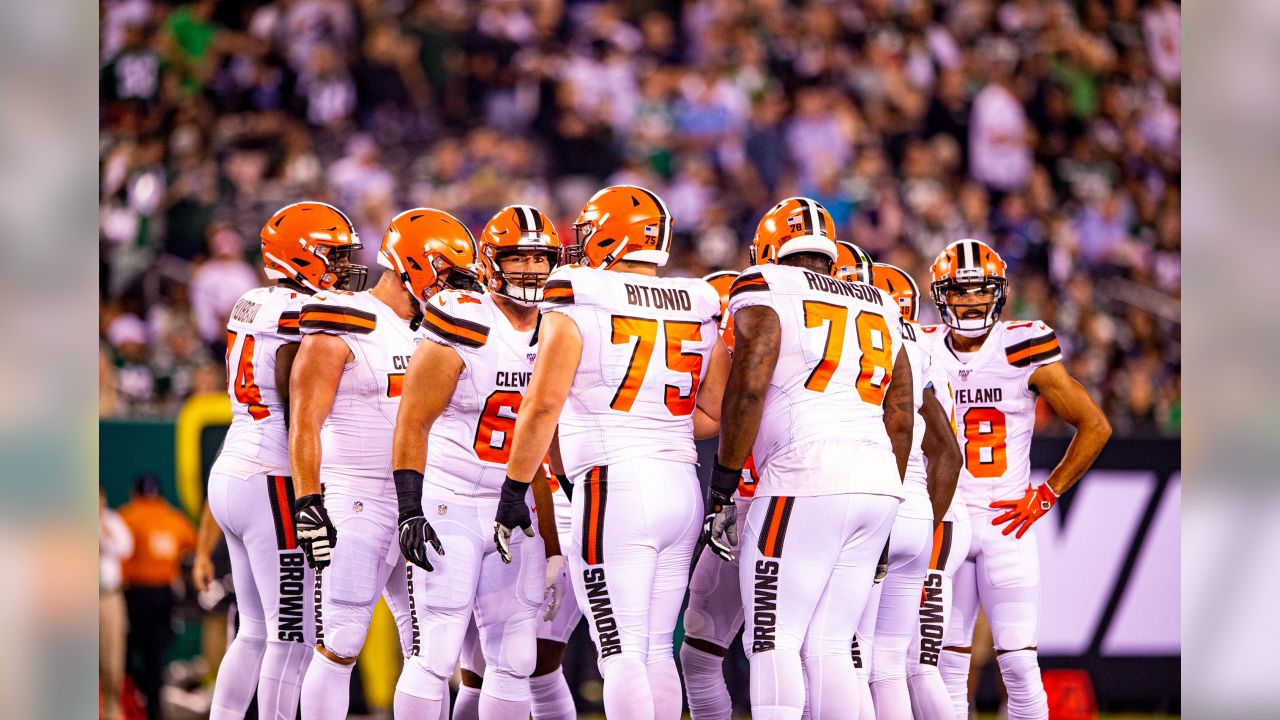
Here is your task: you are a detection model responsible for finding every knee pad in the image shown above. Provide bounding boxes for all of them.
[996,649,1043,691]
[989,600,1038,651]
[870,633,911,683]
[482,667,532,702]
[396,655,448,701]
[321,604,372,659]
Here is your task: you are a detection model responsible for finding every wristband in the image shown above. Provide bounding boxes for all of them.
[710,457,743,497]
[501,476,531,503]
[394,469,425,523]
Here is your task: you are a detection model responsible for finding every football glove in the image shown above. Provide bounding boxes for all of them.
[701,460,741,562]
[542,554,568,622]
[294,494,337,570]
[494,477,534,564]
[990,483,1058,539]
[393,469,445,570]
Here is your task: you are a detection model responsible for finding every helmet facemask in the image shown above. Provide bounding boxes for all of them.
[565,221,593,266]
[321,245,369,291]
[933,278,1007,337]
[490,248,558,306]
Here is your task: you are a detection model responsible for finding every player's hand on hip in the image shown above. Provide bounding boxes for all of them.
[294,494,337,569]
[494,477,534,564]
[542,554,568,621]
[989,483,1058,539]
[399,516,445,571]
[701,487,738,563]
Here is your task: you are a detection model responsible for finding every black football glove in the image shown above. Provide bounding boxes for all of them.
[494,477,534,564]
[294,493,337,570]
[394,469,445,571]
[701,459,741,562]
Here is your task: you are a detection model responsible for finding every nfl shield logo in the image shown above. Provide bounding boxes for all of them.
[527,353,537,363]
[352,501,363,512]
[958,369,972,381]
[438,504,448,516]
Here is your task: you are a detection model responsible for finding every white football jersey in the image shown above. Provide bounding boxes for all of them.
[726,263,903,497]
[419,290,537,499]
[217,285,305,473]
[919,320,1062,513]
[538,264,721,480]
[299,290,427,494]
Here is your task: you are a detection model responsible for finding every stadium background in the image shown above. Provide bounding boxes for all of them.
[98,0,1180,716]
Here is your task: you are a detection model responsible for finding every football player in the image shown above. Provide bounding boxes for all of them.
[291,208,483,720]
[492,185,730,720]
[709,197,914,720]
[202,201,365,720]
[852,260,966,720]
[389,205,565,720]
[679,270,763,720]
[921,239,1111,720]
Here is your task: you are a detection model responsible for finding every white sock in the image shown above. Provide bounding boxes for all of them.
[938,650,971,720]
[479,692,530,720]
[996,650,1048,720]
[647,658,684,720]
[299,651,352,720]
[257,640,310,720]
[907,664,956,720]
[209,628,266,719]
[453,684,482,720]
[602,656,654,720]
[680,643,732,720]
[530,670,576,720]
[394,687,441,720]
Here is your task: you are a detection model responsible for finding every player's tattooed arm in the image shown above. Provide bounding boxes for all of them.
[717,306,781,471]
[694,337,731,440]
[881,345,915,482]
[505,312,582,484]
[275,342,300,428]
[1029,361,1112,496]
[920,386,961,526]
[288,333,350,497]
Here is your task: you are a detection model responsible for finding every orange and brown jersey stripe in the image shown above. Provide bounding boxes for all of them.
[581,466,608,565]
[266,475,298,551]
[299,304,377,335]
[277,310,301,336]
[543,279,574,305]
[927,520,954,572]
[1006,330,1061,367]
[421,302,490,348]
[729,272,769,300]
[757,495,795,559]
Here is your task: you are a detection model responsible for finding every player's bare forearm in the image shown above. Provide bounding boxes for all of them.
[392,341,463,474]
[195,504,223,558]
[718,306,780,470]
[288,334,348,497]
[920,387,961,526]
[882,345,914,481]
[506,313,581,483]
[275,341,300,428]
[530,464,561,557]
[693,339,731,439]
[1031,362,1113,495]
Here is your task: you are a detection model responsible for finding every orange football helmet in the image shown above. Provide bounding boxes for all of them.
[378,208,483,308]
[930,239,1008,335]
[568,185,673,268]
[260,201,367,292]
[479,205,563,305]
[703,270,739,352]
[833,241,873,284]
[872,262,922,323]
[751,197,838,265]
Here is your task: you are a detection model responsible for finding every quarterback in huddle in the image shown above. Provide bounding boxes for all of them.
[196,183,1110,720]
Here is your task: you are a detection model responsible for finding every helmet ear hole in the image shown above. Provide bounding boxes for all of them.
[405,256,422,271]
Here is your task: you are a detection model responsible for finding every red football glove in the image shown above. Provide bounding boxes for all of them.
[989,484,1058,538]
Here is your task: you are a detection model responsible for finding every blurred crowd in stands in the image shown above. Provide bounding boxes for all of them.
[100,0,1180,436]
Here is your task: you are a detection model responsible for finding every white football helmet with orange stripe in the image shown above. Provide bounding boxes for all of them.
[930,239,1009,336]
